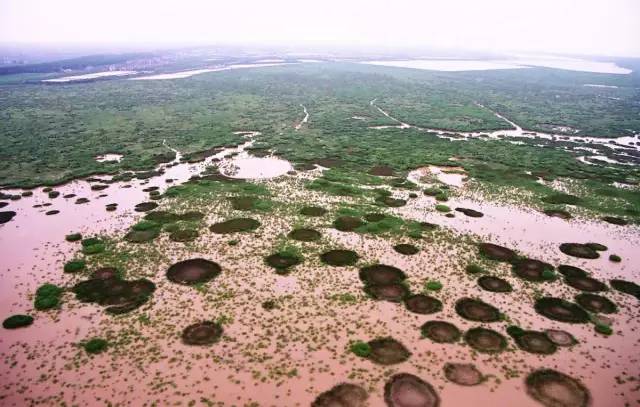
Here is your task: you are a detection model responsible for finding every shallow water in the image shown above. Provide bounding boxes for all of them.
[42,70,137,83]
[131,63,293,80]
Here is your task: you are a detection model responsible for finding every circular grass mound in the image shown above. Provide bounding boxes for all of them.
[169,229,199,242]
[559,243,599,259]
[265,253,302,273]
[464,327,507,354]
[320,250,359,267]
[534,297,589,323]
[455,298,501,322]
[367,337,411,365]
[525,369,591,407]
[72,277,155,313]
[3,314,34,329]
[181,321,223,345]
[0,211,17,224]
[359,265,406,285]
[209,218,260,234]
[384,373,440,407]
[393,244,419,255]
[311,383,368,407]
[334,216,364,232]
[300,206,327,217]
[609,279,640,298]
[229,196,257,211]
[477,276,512,293]
[376,196,407,208]
[420,320,461,343]
[511,330,557,355]
[575,293,617,313]
[365,283,409,303]
[543,209,572,219]
[443,363,484,386]
[144,211,180,223]
[134,202,158,212]
[586,242,607,251]
[364,213,387,222]
[288,228,321,242]
[544,329,578,347]
[125,228,160,243]
[404,294,442,314]
[455,208,484,218]
[564,275,607,292]
[557,265,588,278]
[478,243,516,262]
[166,258,221,285]
[512,258,554,282]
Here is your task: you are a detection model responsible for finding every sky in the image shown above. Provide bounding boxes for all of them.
[1,0,639,57]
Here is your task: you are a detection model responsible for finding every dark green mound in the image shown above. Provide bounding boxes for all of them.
[134,202,158,212]
[376,196,407,207]
[443,363,484,386]
[367,337,411,365]
[601,216,628,225]
[404,294,442,314]
[557,265,588,278]
[65,232,82,242]
[419,222,439,231]
[178,211,205,221]
[464,327,507,354]
[455,207,484,218]
[182,321,223,345]
[575,293,617,313]
[169,229,199,242]
[73,277,155,314]
[209,218,260,234]
[455,298,501,322]
[364,283,409,302]
[564,275,607,292]
[534,297,589,323]
[311,383,368,407]
[144,211,180,223]
[559,243,599,259]
[511,330,557,355]
[64,259,86,273]
[3,314,34,329]
[420,320,461,343]
[300,206,327,216]
[512,258,554,282]
[543,209,572,219]
[478,243,516,262]
[384,373,440,407]
[585,242,607,251]
[610,279,640,298]
[393,244,419,255]
[266,253,302,273]
[478,276,512,293]
[166,258,221,285]
[320,250,359,266]
[288,228,321,242]
[359,265,406,285]
[125,228,160,243]
[525,369,591,407]
[0,211,16,224]
[364,213,387,222]
[34,283,63,310]
[544,329,578,347]
[334,216,365,232]
[75,197,90,204]
[542,193,582,205]
[84,338,108,354]
[45,210,60,215]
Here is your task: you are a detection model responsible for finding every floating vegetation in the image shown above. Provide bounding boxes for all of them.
[534,297,589,323]
[320,250,359,266]
[376,196,407,207]
[542,193,581,205]
[84,338,108,354]
[312,383,368,407]
[73,277,156,314]
[365,283,409,302]
[3,314,34,329]
[543,209,572,219]
[349,341,372,357]
[288,228,321,242]
[455,298,501,322]
[359,265,406,285]
[265,252,302,273]
[609,279,640,298]
[435,204,451,213]
[559,243,599,259]
[465,263,487,274]
[404,294,442,314]
[166,259,221,285]
[509,330,557,355]
[366,337,411,365]
[333,216,365,232]
[609,254,621,263]
[393,243,419,255]
[443,363,484,386]
[75,197,90,204]
[169,229,199,242]
[594,324,613,335]
[424,280,443,291]
[420,320,461,343]
[209,218,260,234]
[65,233,82,242]
[525,369,591,407]
[478,243,516,262]
[299,206,327,217]
[45,210,60,215]
[134,202,158,212]
[564,275,607,292]
[64,259,86,273]
[478,276,512,292]
[464,327,507,354]
[34,283,64,310]
[455,207,483,218]
[512,258,555,282]
[544,329,577,347]
[601,216,628,225]
[144,211,180,223]
[575,293,617,313]
[0,211,17,224]
[181,321,223,345]
[585,242,607,251]
[125,228,160,243]
[557,265,588,278]
[384,373,440,407]
[81,237,106,255]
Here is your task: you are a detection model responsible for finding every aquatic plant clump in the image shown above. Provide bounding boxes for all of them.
[0,211,17,224]
[464,327,507,354]
[125,228,160,243]
[443,363,484,386]
[404,294,442,314]
[366,337,411,365]
[512,258,555,282]
[420,320,461,343]
[365,283,409,302]
[181,321,223,345]
[559,243,599,259]
[543,209,572,219]
[455,207,484,218]
[557,265,588,278]
[169,229,199,242]
[64,259,86,273]
[534,297,589,323]
[393,243,419,255]
[359,265,406,285]
[320,250,359,267]
[455,298,501,322]
[601,216,628,226]
[288,228,321,242]
[384,373,440,407]
[525,369,591,407]
[477,276,512,292]
[34,283,64,310]
[265,253,302,273]
[478,243,517,262]
[3,314,34,329]
[564,275,607,292]
[209,218,260,234]
[166,258,221,285]
[134,202,158,212]
[575,293,617,313]
[65,233,82,242]
[333,216,365,232]
[544,329,577,347]
[609,279,640,298]
[511,330,557,355]
[585,242,607,251]
[73,277,155,314]
[299,206,327,217]
[311,383,369,407]
[349,341,372,357]
[84,338,108,354]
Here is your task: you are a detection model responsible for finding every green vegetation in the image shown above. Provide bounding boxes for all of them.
[435,204,451,213]
[65,233,82,242]
[424,280,443,291]
[349,341,372,358]
[83,338,109,354]
[34,283,64,310]
[64,259,86,273]
[3,314,34,329]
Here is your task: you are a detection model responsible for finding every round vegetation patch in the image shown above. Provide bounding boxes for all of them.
[376,196,407,208]
[265,253,302,273]
[300,206,327,217]
[544,329,577,347]
[181,321,223,346]
[125,228,160,243]
[543,209,572,219]
[288,228,321,242]
[609,279,640,298]
[559,243,599,259]
[564,275,607,292]
[455,207,484,218]
[393,244,419,255]
[166,258,221,285]
[64,260,86,273]
[45,210,60,216]
[209,218,260,234]
[169,229,199,242]
[84,338,108,354]
[404,294,442,314]
[134,202,158,212]
[333,216,364,232]
[455,298,501,322]
[75,197,90,204]
[542,193,581,205]
[511,330,557,355]
[144,211,180,223]
[320,250,359,266]
[478,243,516,262]
[311,383,368,407]
[601,216,627,226]
[420,222,439,231]
[72,278,155,314]
[369,165,394,176]
[464,327,507,354]
[384,373,440,407]
[477,276,512,293]
[364,213,387,222]
[557,265,588,278]
[229,196,257,211]
[367,337,411,365]
[65,233,82,242]
[512,258,555,282]
[585,242,607,251]
[0,211,16,224]
[575,293,617,313]
[534,297,589,323]
[3,314,34,329]
[365,283,409,302]
[443,363,484,386]
[525,369,591,407]
[359,265,406,285]
[420,320,461,343]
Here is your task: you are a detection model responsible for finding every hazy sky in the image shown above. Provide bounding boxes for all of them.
[1,0,639,57]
